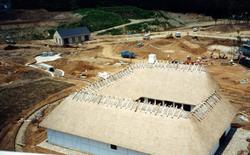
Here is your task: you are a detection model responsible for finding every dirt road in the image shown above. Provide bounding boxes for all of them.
[101,44,122,60]
[93,18,155,35]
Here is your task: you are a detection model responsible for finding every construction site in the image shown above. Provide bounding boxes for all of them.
[0,4,250,155]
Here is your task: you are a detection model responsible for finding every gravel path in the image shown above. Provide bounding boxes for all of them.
[15,100,62,152]
[93,18,155,35]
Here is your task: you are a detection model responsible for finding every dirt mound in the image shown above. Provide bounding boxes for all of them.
[207,64,250,108]
[3,45,38,50]
[113,42,158,58]
[149,39,207,58]
[113,39,207,61]
[17,69,49,81]
[0,60,48,84]
[179,42,206,55]
[204,24,250,33]
[47,58,100,76]
[0,9,61,21]
[0,78,73,132]
[181,40,201,49]
[152,39,173,46]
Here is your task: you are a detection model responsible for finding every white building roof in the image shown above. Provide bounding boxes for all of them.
[41,61,236,155]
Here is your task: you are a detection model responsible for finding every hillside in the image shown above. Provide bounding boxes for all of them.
[10,0,250,18]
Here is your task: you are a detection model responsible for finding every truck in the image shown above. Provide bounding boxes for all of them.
[143,32,151,40]
[175,32,181,38]
[120,51,136,59]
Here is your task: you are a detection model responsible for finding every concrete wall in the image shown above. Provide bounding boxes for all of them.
[68,38,73,44]
[81,35,85,41]
[71,35,89,43]
[47,129,146,155]
[54,31,90,45]
[209,142,219,155]
[53,32,63,46]
[208,125,231,155]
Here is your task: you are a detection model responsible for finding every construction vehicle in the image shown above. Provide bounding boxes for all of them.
[192,27,199,32]
[175,32,181,38]
[5,35,16,44]
[136,42,144,48]
[143,32,151,40]
[166,33,174,39]
[121,51,135,59]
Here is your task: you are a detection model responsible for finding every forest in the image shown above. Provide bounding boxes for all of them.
[10,0,250,18]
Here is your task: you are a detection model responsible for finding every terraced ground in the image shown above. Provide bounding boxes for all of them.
[0,78,73,132]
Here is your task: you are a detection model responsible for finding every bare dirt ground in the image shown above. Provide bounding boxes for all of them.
[203,23,250,33]
[22,102,64,155]
[0,17,249,154]
[0,78,75,150]
[0,9,80,27]
[12,34,250,154]
[0,60,49,84]
[207,63,250,107]
[0,78,73,130]
[0,9,81,41]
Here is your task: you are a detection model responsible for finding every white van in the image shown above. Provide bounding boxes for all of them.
[175,32,181,38]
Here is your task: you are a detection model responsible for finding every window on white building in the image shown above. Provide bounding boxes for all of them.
[110,144,117,150]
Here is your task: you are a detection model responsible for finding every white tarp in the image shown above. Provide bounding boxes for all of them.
[35,53,61,63]
[97,72,109,79]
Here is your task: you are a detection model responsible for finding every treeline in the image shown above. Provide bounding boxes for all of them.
[11,0,250,18]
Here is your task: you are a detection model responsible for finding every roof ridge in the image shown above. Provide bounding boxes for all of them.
[191,91,222,121]
[82,61,205,93]
[56,27,90,38]
[70,61,212,120]
[57,26,88,30]
[72,91,189,119]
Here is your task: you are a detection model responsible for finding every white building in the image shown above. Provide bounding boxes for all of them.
[53,27,90,46]
[41,61,236,155]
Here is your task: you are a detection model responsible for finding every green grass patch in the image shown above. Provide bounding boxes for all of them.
[47,29,56,39]
[126,22,150,33]
[31,33,45,40]
[69,8,129,31]
[61,6,154,32]
[126,19,169,33]
[98,19,173,35]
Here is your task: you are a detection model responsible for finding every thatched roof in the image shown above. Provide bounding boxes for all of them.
[99,68,217,105]
[41,61,236,155]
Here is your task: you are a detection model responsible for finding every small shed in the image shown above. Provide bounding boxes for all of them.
[54,27,90,46]
[240,41,250,57]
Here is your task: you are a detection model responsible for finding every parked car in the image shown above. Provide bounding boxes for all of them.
[192,27,199,32]
[143,33,151,40]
